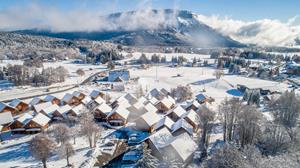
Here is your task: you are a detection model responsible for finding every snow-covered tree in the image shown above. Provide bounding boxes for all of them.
[29,134,56,168]
[59,142,75,166]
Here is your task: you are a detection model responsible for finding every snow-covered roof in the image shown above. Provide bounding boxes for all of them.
[44,95,57,102]
[148,127,174,150]
[169,132,197,162]
[33,102,52,113]
[183,109,199,125]
[148,88,164,99]
[71,104,87,115]
[72,91,84,98]
[42,104,59,117]
[95,103,112,115]
[144,102,158,114]
[81,96,93,105]
[148,96,159,105]
[16,113,33,125]
[29,97,42,106]
[56,105,72,115]
[9,98,26,108]
[107,106,130,120]
[62,93,74,103]
[89,90,102,99]
[31,113,50,127]
[94,96,105,105]
[154,116,175,131]
[137,96,148,105]
[121,93,138,105]
[171,118,193,135]
[196,93,207,101]
[160,97,174,109]
[186,100,200,109]
[160,88,170,96]
[140,111,162,127]
[168,105,186,118]
[0,112,13,125]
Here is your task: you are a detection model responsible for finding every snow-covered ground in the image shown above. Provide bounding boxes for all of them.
[0,129,114,168]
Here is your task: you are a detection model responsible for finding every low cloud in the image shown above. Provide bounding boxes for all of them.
[0,3,300,46]
[195,14,300,46]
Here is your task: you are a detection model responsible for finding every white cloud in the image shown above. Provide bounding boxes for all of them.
[195,14,300,46]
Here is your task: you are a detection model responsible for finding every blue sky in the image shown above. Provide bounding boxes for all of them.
[0,0,299,23]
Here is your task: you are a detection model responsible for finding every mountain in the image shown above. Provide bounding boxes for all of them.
[14,9,246,48]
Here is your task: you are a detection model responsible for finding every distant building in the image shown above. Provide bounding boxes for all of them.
[108,70,130,82]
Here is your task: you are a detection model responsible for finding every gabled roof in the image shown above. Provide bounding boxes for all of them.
[0,112,13,125]
[31,113,50,127]
[42,104,60,117]
[71,104,87,116]
[44,95,57,102]
[81,96,93,105]
[154,116,175,131]
[160,97,174,109]
[121,93,138,105]
[169,132,197,162]
[33,102,52,113]
[148,127,174,150]
[72,91,85,97]
[137,96,148,105]
[62,93,74,103]
[29,97,42,106]
[196,93,207,101]
[171,118,193,135]
[107,107,130,120]
[160,88,170,96]
[148,97,159,105]
[148,88,164,99]
[168,105,186,118]
[140,111,162,127]
[185,100,200,109]
[56,105,72,115]
[183,109,199,125]
[95,103,112,115]
[0,102,15,112]
[89,90,102,99]
[16,113,33,125]
[144,102,158,114]
[94,96,105,105]
[9,99,26,108]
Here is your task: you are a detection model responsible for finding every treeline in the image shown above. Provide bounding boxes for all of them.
[0,64,68,86]
[136,53,187,65]
[86,49,124,64]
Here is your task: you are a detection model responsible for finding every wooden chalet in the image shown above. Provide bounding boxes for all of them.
[171,118,194,136]
[89,90,105,100]
[166,105,186,122]
[25,113,51,133]
[195,93,210,104]
[8,99,29,112]
[94,103,112,121]
[33,102,52,113]
[72,91,86,101]
[153,116,175,132]
[155,96,175,113]
[29,97,44,106]
[183,109,199,132]
[10,113,33,134]
[185,100,201,111]
[0,112,14,137]
[62,93,81,106]
[43,95,61,105]
[40,104,60,118]
[107,107,130,126]
[52,104,72,120]
[68,104,87,117]
[134,111,161,132]
[0,102,18,116]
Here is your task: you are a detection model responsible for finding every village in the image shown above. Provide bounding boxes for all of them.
[0,48,300,168]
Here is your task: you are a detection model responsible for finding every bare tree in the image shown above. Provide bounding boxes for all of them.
[48,123,70,145]
[210,144,247,168]
[198,107,216,153]
[135,85,144,98]
[219,97,243,142]
[170,85,193,102]
[213,69,224,80]
[76,68,85,76]
[65,116,79,144]
[29,134,56,168]
[80,112,102,148]
[271,90,300,141]
[137,143,160,168]
[59,142,75,166]
[237,105,262,147]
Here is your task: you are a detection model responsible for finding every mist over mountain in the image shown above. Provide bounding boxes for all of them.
[14,9,245,48]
